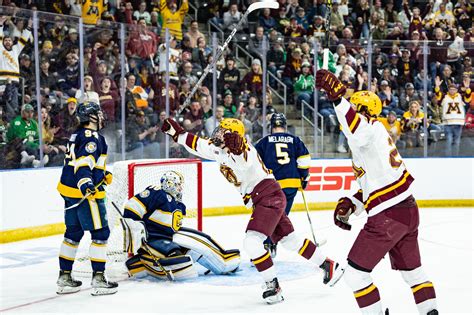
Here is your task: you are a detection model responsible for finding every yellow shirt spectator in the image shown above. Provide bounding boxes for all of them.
[82,0,106,25]
[378,112,402,142]
[160,0,188,40]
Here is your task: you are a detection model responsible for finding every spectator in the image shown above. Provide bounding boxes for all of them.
[0,15,32,120]
[160,0,188,40]
[223,4,245,33]
[126,110,161,159]
[275,5,290,34]
[437,82,470,156]
[39,58,58,98]
[438,65,458,93]
[40,107,63,166]
[52,97,79,146]
[248,26,269,60]
[399,83,422,111]
[151,75,179,116]
[282,48,303,98]
[98,77,119,123]
[180,61,198,87]
[402,100,424,147]
[115,1,134,24]
[329,1,344,32]
[185,20,205,48]
[58,52,80,98]
[244,95,260,122]
[379,80,403,116]
[267,39,285,88]
[6,103,44,167]
[222,90,240,118]
[294,61,314,109]
[134,1,152,24]
[378,110,403,146]
[286,0,302,18]
[295,7,309,30]
[158,36,180,83]
[81,0,106,25]
[191,36,210,70]
[241,59,263,97]
[219,56,240,97]
[259,8,277,33]
[183,100,204,136]
[307,15,326,38]
[284,17,306,38]
[429,27,450,80]
[126,18,159,65]
[75,75,100,104]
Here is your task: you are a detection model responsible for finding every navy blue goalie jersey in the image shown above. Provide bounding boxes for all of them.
[255,132,311,189]
[57,127,108,199]
[123,186,187,237]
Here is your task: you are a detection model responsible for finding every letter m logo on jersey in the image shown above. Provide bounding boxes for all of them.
[446,102,461,114]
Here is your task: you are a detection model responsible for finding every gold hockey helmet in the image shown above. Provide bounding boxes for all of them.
[219,118,245,137]
[350,91,382,117]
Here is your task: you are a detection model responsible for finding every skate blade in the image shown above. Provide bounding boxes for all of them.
[56,285,81,294]
[327,267,345,287]
[264,293,284,305]
[91,287,118,296]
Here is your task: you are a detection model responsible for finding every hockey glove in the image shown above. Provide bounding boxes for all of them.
[79,181,97,200]
[104,170,113,185]
[161,118,185,142]
[224,131,245,155]
[315,69,346,101]
[334,197,355,231]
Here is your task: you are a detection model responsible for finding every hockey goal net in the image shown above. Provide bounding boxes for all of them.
[73,158,203,279]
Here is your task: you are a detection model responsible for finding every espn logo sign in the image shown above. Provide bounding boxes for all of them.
[307,166,355,191]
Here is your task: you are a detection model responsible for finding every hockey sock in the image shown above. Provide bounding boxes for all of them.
[59,238,79,271]
[400,267,437,313]
[345,264,383,314]
[89,240,107,272]
[280,233,325,267]
[244,231,277,282]
[251,251,276,282]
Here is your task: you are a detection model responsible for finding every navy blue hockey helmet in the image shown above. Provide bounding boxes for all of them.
[77,102,101,124]
[270,113,287,129]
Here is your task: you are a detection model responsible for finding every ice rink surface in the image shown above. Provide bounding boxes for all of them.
[0,208,472,314]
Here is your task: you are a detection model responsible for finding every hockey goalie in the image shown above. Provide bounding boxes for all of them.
[121,171,241,280]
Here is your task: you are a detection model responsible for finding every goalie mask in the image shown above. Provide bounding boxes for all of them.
[160,171,184,202]
[211,118,245,146]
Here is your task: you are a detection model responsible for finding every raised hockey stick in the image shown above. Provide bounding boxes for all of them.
[110,201,175,281]
[322,0,333,70]
[300,189,327,247]
[180,0,279,111]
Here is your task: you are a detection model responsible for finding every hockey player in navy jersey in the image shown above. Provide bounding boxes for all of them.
[316,69,438,314]
[255,113,311,256]
[56,102,118,296]
[123,171,241,280]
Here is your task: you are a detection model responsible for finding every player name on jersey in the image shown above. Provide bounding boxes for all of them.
[267,136,294,143]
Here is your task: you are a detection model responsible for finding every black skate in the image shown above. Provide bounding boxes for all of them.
[427,310,438,315]
[264,242,277,258]
[319,258,344,287]
[56,270,82,294]
[91,271,118,296]
[262,277,284,304]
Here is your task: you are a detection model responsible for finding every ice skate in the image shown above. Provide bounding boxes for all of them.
[319,258,344,287]
[91,271,118,296]
[56,270,82,294]
[262,277,284,304]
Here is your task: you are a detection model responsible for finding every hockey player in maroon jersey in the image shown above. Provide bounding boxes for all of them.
[161,117,344,304]
[316,69,438,314]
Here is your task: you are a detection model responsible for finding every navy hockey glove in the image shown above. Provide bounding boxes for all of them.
[161,118,185,142]
[334,197,354,231]
[79,181,97,200]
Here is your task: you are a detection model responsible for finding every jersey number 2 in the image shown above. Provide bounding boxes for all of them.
[275,143,290,165]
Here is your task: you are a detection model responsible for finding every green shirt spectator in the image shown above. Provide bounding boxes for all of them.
[6,104,39,150]
[294,62,315,94]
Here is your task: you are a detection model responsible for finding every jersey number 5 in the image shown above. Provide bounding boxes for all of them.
[275,143,290,165]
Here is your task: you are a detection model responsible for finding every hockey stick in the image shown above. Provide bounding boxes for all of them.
[180,0,279,111]
[300,189,327,247]
[110,201,175,281]
[322,0,333,70]
[52,178,106,212]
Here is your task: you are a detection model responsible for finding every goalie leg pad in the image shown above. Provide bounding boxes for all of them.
[140,254,198,280]
[400,267,437,314]
[173,228,241,275]
[125,254,147,278]
[144,238,184,257]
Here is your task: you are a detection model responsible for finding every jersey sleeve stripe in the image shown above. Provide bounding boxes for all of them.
[364,171,414,211]
[349,114,361,133]
[296,154,311,169]
[184,133,199,150]
[72,155,96,173]
[148,209,173,228]
[124,197,147,218]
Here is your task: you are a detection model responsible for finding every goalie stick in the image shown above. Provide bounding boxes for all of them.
[180,0,279,111]
[110,201,175,281]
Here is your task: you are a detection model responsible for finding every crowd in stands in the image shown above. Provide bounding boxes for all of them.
[0,0,473,169]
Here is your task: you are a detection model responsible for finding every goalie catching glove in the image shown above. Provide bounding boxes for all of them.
[161,118,185,142]
[315,69,347,101]
[224,132,245,155]
[334,197,355,230]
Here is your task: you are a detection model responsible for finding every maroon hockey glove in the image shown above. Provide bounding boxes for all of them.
[224,132,245,155]
[161,118,185,142]
[334,197,355,231]
[315,69,347,101]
